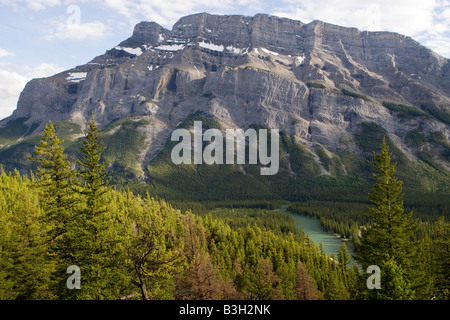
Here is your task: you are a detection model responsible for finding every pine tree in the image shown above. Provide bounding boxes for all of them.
[356,137,418,299]
[295,261,318,300]
[29,121,75,241]
[126,195,185,300]
[28,121,77,296]
[431,218,450,299]
[0,169,55,299]
[337,242,351,272]
[76,114,108,218]
[372,257,414,300]
[176,251,221,300]
[69,115,121,299]
[245,258,282,300]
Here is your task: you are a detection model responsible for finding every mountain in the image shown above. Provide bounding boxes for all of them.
[1,12,449,201]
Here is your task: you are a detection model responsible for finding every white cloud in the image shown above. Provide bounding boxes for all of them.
[1,1,109,41]
[0,62,64,120]
[419,36,450,60]
[87,0,450,58]
[272,0,437,35]
[272,0,450,58]
[77,0,237,29]
[24,62,65,79]
[0,48,13,58]
[0,70,27,119]
[0,0,61,11]
[44,20,108,40]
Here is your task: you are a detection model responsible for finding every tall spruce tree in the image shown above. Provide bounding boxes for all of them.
[29,121,77,296]
[430,218,450,299]
[71,115,114,299]
[76,114,108,218]
[338,242,351,272]
[29,121,75,245]
[356,137,418,299]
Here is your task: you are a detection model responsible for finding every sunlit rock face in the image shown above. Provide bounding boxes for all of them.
[2,12,449,174]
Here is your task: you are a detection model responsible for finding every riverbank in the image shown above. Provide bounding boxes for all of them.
[278,206,356,261]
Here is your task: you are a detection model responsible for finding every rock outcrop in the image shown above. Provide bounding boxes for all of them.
[1,12,449,179]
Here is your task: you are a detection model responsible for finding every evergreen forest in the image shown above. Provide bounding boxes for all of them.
[0,119,448,300]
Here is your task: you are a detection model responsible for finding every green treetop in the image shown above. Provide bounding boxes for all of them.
[29,121,75,240]
[76,114,108,218]
[356,137,418,299]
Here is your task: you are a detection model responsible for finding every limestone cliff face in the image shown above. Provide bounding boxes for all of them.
[1,12,449,174]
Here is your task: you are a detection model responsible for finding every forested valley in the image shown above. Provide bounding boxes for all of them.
[0,119,448,300]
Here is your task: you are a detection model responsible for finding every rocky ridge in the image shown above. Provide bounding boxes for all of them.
[1,12,449,182]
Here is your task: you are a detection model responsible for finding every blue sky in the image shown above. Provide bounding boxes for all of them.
[1,0,449,120]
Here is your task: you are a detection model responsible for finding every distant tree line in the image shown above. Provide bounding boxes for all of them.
[0,118,358,300]
[0,120,448,300]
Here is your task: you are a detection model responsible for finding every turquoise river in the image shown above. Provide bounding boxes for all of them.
[278,206,355,260]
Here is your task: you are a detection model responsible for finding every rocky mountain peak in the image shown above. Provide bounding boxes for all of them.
[126,21,169,47]
[0,13,448,186]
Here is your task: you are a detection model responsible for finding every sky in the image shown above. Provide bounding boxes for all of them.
[0,0,449,120]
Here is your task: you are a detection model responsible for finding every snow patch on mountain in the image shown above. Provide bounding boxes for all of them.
[114,46,143,56]
[261,48,279,56]
[66,72,87,83]
[198,41,224,52]
[154,44,185,51]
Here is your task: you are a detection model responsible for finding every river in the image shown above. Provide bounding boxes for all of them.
[278,206,355,261]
